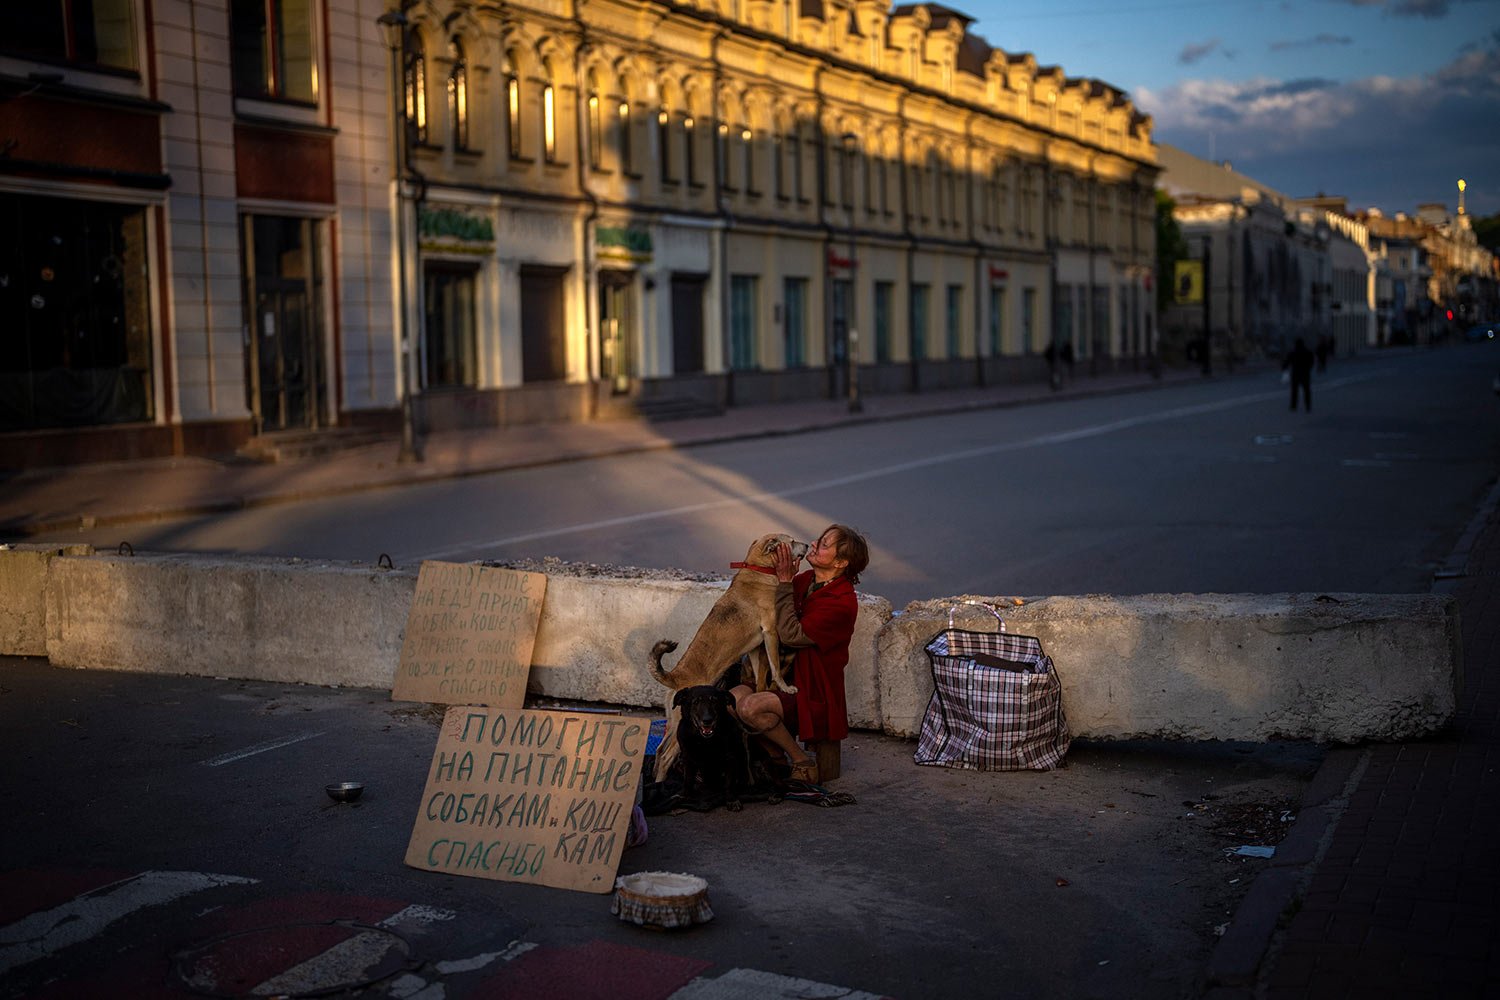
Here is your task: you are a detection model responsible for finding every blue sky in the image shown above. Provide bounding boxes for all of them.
[958,0,1500,217]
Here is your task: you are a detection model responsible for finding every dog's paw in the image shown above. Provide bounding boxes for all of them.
[777,682,799,695]
[651,639,679,657]
[727,799,743,812]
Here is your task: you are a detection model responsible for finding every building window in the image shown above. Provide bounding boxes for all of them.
[946,284,962,357]
[683,115,697,186]
[658,106,674,183]
[587,76,603,170]
[447,37,469,151]
[874,281,893,363]
[231,0,316,103]
[910,283,929,359]
[423,264,477,388]
[729,276,757,370]
[774,132,786,200]
[0,192,153,430]
[741,127,756,194]
[404,29,428,145]
[11,0,138,71]
[784,277,807,367]
[717,123,731,190]
[542,83,557,162]
[618,101,633,173]
[988,286,1005,354]
[790,127,804,201]
[505,58,521,158]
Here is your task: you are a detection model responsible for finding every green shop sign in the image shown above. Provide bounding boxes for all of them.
[420,207,495,249]
[596,226,652,261]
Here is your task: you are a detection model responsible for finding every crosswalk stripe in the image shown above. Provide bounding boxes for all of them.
[670,967,889,1000]
[0,870,256,975]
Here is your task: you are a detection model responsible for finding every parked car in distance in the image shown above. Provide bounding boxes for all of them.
[1466,322,1497,342]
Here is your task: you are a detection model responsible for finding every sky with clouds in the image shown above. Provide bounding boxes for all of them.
[959,0,1500,217]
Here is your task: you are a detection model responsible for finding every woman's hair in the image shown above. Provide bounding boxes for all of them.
[823,523,869,584]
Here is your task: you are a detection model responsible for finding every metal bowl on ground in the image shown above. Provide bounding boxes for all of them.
[325,782,365,803]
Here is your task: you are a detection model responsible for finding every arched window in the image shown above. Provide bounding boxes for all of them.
[403,28,428,144]
[587,72,603,169]
[447,37,468,150]
[618,99,632,173]
[741,125,754,194]
[658,104,673,183]
[542,81,557,163]
[505,53,521,158]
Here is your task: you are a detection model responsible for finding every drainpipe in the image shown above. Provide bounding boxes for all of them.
[899,92,917,393]
[814,65,838,401]
[573,2,600,419]
[966,112,984,387]
[713,29,733,407]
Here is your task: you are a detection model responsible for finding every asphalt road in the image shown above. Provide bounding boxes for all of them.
[8,344,1499,998]
[31,345,1500,608]
[1,658,1321,999]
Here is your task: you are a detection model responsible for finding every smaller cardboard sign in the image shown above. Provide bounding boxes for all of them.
[394,561,547,707]
[404,706,645,894]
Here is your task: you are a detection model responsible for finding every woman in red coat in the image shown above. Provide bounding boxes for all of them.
[730,524,869,784]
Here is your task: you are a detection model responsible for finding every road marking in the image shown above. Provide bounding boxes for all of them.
[199,730,325,767]
[670,967,889,999]
[411,382,1375,562]
[0,870,256,975]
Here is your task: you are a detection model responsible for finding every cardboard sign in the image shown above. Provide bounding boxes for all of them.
[393,561,546,707]
[404,706,645,893]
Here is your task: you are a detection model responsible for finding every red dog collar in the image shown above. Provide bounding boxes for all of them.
[729,562,778,575]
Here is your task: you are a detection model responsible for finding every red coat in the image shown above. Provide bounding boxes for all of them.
[788,571,858,742]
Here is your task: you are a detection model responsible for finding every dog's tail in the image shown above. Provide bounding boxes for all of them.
[648,639,680,688]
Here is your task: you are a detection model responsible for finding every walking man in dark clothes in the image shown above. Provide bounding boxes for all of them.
[1284,337,1315,412]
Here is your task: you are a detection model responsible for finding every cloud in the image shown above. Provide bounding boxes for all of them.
[1270,33,1354,51]
[1138,33,1500,214]
[1329,0,1485,18]
[1178,39,1223,66]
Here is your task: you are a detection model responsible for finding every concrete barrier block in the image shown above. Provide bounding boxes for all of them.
[45,553,416,687]
[0,544,93,657]
[879,593,1460,743]
[529,574,892,728]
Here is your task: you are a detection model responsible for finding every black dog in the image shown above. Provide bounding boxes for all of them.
[672,685,751,812]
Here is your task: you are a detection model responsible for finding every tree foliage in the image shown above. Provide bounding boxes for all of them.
[1155,190,1188,313]
[1473,212,1500,254]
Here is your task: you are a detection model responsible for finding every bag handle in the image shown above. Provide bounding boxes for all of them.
[946,600,1005,633]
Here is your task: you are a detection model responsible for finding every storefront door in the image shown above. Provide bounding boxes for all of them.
[599,271,633,394]
[243,216,325,434]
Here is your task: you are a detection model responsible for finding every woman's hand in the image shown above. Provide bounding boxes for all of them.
[773,542,798,583]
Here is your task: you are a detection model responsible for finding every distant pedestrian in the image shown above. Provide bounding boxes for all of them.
[1060,342,1075,382]
[1045,342,1060,390]
[1284,337,1314,412]
[1315,336,1330,373]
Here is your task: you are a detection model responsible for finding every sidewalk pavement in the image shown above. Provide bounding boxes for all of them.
[4,357,1498,997]
[0,362,1210,537]
[1205,474,1500,999]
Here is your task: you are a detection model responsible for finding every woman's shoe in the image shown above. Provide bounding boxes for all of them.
[789,757,820,784]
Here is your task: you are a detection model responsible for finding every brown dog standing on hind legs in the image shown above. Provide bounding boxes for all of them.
[647,532,809,782]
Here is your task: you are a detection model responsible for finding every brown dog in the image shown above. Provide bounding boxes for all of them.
[648,532,808,780]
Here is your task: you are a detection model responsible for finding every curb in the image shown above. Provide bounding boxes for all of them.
[1204,746,1368,995]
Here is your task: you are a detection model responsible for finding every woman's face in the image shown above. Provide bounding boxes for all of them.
[806,530,847,575]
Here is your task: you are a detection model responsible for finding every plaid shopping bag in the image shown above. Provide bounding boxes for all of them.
[914,603,1070,771]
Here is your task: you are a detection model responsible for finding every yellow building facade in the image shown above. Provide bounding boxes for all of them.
[392,0,1159,427]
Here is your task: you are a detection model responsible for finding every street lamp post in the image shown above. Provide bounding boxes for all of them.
[1200,234,1212,377]
[378,8,422,463]
[842,132,861,414]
